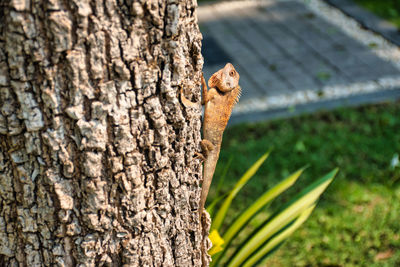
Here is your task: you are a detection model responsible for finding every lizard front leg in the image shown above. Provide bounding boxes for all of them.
[180,74,207,108]
[202,74,217,105]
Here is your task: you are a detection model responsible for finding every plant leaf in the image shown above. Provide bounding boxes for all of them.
[242,204,316,267]
[207,191,228,216]
[211,167,305,267]
[223,167,306,244]
[211,151,271,231]
[207,157,233,217]
[226,168,338,267]
[216,157,233,194]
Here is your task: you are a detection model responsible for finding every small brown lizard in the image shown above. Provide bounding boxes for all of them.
[181,63,241,266]
[197,63,241,222]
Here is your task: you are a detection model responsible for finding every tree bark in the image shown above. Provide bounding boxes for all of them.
[0,0,207,266]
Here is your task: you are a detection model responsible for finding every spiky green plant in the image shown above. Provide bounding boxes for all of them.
[207,151,338,266]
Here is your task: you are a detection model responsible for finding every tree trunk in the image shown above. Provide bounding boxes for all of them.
[0,0,207,266]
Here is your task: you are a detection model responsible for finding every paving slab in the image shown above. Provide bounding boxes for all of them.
[198,0,400,123]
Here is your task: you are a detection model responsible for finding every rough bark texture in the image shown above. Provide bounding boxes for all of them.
[0,0,207,266]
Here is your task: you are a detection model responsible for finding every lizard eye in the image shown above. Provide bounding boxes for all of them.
[229,70,235,77]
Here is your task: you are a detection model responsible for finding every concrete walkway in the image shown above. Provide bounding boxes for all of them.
[198,0,400,123]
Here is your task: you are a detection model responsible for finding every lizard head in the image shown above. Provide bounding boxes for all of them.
[208,63,240,93]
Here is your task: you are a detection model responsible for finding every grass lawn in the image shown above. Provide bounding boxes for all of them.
[354,0,400,28]
[210,101,400,266]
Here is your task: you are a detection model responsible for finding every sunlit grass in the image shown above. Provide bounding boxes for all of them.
[211,101,400,266]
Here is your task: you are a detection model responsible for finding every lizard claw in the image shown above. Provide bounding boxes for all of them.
[200,139,214,153]
[194,140,214,161]
[194,152,206,162]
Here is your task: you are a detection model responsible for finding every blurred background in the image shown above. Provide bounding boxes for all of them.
[199,0,400,265]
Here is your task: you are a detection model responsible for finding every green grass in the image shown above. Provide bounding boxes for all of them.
[210,101,400,266]
[354,0,400,28]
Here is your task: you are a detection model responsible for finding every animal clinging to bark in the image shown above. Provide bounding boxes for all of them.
[197,63,241,222]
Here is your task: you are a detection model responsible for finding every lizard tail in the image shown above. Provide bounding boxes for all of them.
[199,150,220,222]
